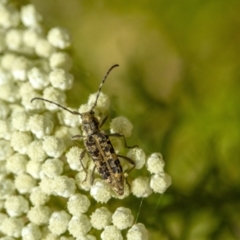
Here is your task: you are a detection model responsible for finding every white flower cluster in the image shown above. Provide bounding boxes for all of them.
[0,1,171,239]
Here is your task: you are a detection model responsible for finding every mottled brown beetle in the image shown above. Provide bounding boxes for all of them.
[31,64,136,195]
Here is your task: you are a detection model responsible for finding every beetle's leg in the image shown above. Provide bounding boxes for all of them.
[90,165,96,185]
[117,154,135,174]
[108,133,138,149]
[71,134,84,140]
[100,115,108,128]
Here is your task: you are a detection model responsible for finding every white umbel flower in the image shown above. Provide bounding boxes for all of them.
[10,131,32,154]
[41,158,63,178]
[28,67,50,90]
[6,153,28,175]
[49,68,73,90]
[110,116,133,138]
[150,173,172,194]
[127,148,146,169]
[42,136,65,158]
[90,207,112,230]
[27,205,51,225]
[131,177,152,198]
[35,39,55,58]
[20,4,42,28]
[68,214,92,237]
[51,175,76,198]
[26,159,42,179]
[14,173,36,194]
[29,187,50,206]
[90,179,112,203]
[112,207,134,230]
[127,223,148,240]
[0,217,24,238]
[67,193,91,216]
[47,27,71,49]
[49,52,72,71]
[21,223,42,240]
[101,225,123,240]
[4,195,29,217]
[146,153,165,174]
[27,140,47,162]
[48,211,71,235]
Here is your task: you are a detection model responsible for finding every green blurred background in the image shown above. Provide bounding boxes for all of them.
[27,0,240,239]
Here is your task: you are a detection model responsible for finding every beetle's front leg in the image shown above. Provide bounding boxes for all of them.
[108,133,138,149]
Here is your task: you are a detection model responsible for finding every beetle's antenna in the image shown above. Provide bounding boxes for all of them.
[31,97,82,116]
[90,64,119,112]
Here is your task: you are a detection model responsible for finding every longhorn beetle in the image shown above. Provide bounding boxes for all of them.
[31,64,136,195]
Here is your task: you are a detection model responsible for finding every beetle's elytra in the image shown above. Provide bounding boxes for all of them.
[31,64,135,195]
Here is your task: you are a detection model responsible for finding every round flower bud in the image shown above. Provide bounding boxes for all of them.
[35,39,55,58]
[14,173,36,194]
[0,217,24,238]
[127,148,146,169]
[48,211,71,235]
[28,67,50,90]
[127,223,148,240]
[42,136,65,158]
[49,52,72,71]
[41,158,63,178]
[90,207,112,230]
[20,4,42,28]
[26,159,42,179]
[10,131,33,154]
[0,140,13,160]
[67,193,90,216]
[27,140,47,162]
[51,175,76,198]
[146,153,165,174]
[101,225,123,240]
[90,179,112,203]
[21,223,42,240]
[150,173,172,194]
[6,153,28,175]
[88,92,110,112]
[47,27,71,49]
[27,205,51,225]
[49,68,73,90]
[68,215,92,237]
[4,195,29,217]
[131,177,152,198]
[110,116,133,137]
[112,207,134,230]
[29,187,50,206]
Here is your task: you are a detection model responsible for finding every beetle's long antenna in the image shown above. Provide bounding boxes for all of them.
[31,97,82,116]
[90,64,119,112]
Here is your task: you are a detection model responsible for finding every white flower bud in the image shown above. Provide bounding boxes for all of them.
[11,56,30,81]
[0,68,11,85]
[49,52,72,71]
[49,68,73,90]
[27,140,47,162]
[14,173,36,194]
[41,158,63,178]
[6,153,28,174]
[27,205,51,225]
[66,147,89,171]
[43,87,66,111]
[67,193,90,216]
[58,108,80,127]
[127,223,148,240]
[42,136,65,158]
[4,195,29,217]
[88,92,110,112]
[20,4,42,28]
[0,82,20,102]
[0,179,15,199]
[131,177,152,198]
[11,111,29,131]
[110,116,133,137]
[146,153,165,174]
[26,159,42,179]
[39,176,54,195]
[76,235,96,240]
[68,215,92,237]
[1,53,17,70]
[0,4,20,29]
[5,29,23,51]
[0,119,11,140]
[0,140,13,160]
[90,207,112,230]
[28,113,54,139]
[48,211,71,235]
[150,173,172,194]
[101,225,123,240]
[10,131,32,154]
[75,170,91,192]
[29,187,50,206]
[0,217,24,238]
[21,223,42,240]
[35,39,55,58]
[47,27,71,49]
[127,148,146,169]
[112,207,134,230]
[28,67,50,90]
[51,175,76,198]
[90,179,112,203]
[23,29,42,48]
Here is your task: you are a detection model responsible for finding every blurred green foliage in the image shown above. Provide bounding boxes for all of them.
[31,0,240,239]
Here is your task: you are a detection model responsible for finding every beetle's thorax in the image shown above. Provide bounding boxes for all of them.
[81,111,100,135]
